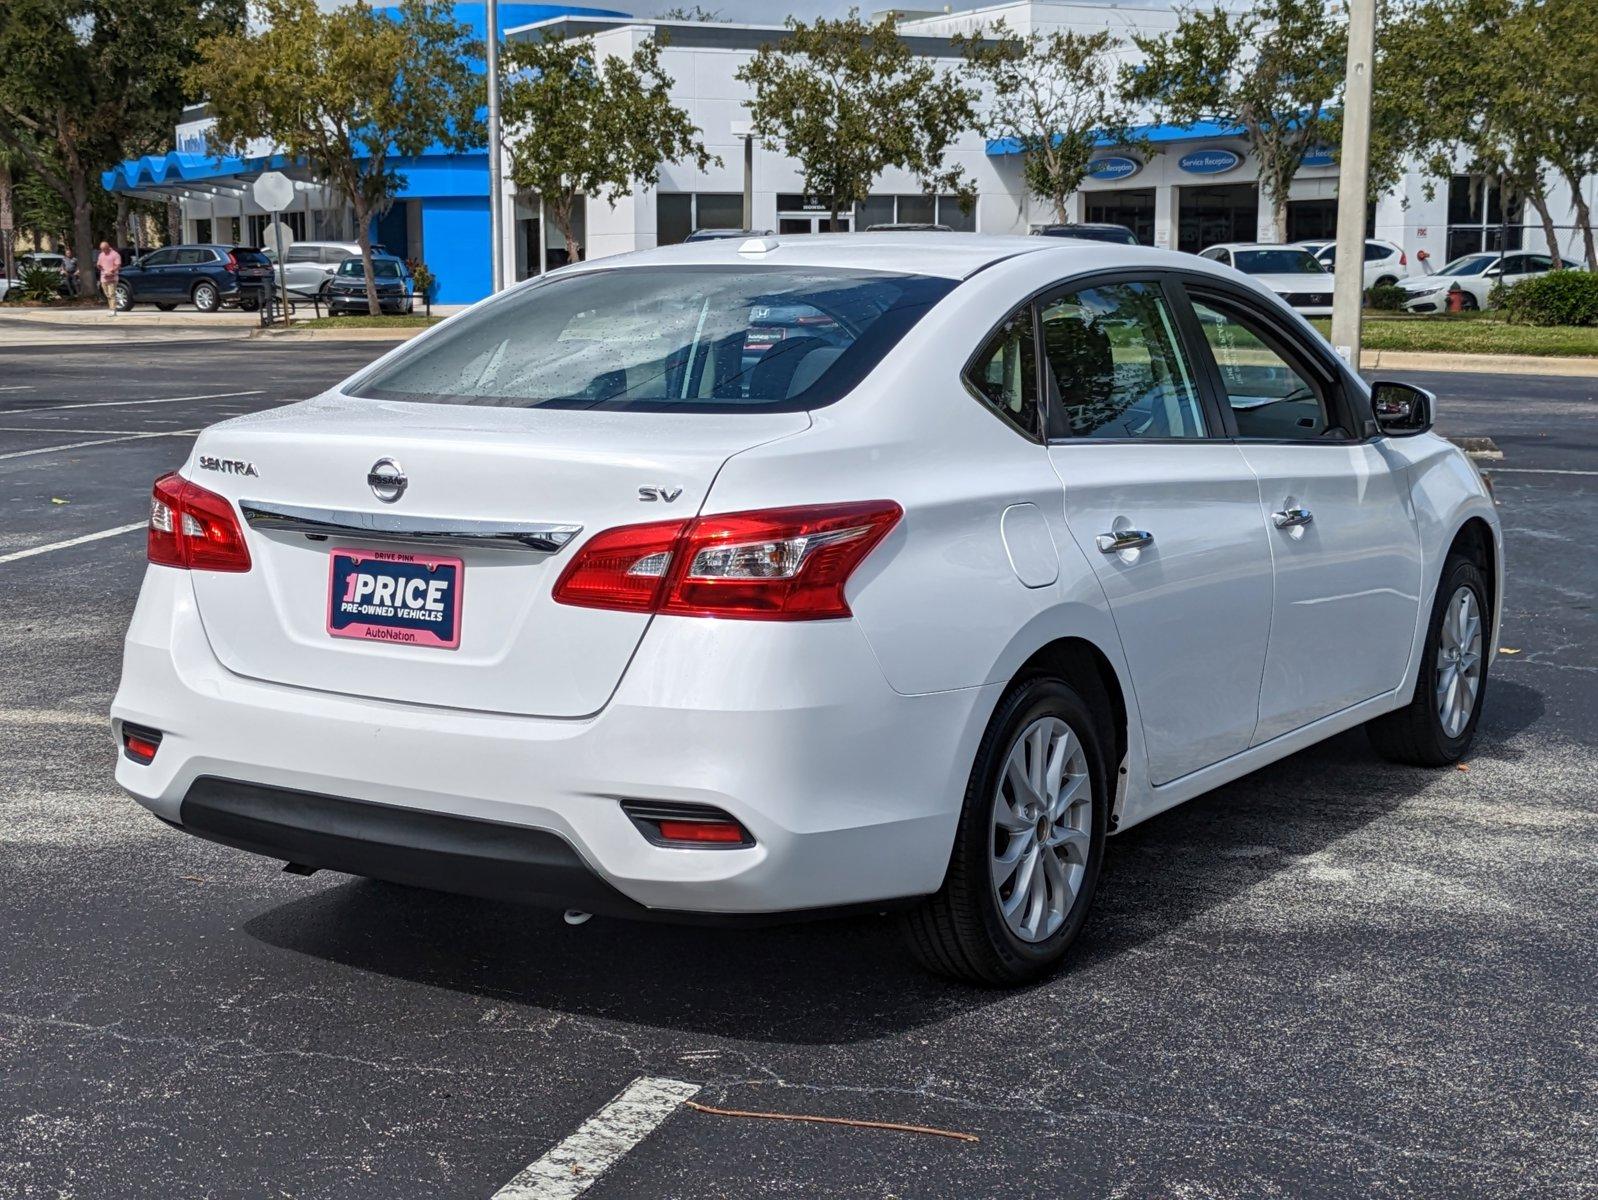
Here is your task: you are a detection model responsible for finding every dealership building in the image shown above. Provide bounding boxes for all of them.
[104,0,1598,304]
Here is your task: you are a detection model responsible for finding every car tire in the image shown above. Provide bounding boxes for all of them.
[114,283,133,312]
[192,282,219,313]
[901,675,1109,986]
[1365,554,1490,766]
[1458,292,1479,312]
[1376,275,1398,287]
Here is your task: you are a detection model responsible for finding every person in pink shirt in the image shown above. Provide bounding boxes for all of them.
[95,241,121,315]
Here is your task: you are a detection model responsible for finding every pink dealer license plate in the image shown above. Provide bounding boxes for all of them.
[326,547,463,650]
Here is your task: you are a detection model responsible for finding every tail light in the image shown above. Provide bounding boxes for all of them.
[224,251,239,273]
[552,500,901,621]
[1399,250,1408,266]
[148,472,252,571]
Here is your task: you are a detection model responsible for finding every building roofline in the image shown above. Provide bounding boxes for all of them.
[503,15,991,56]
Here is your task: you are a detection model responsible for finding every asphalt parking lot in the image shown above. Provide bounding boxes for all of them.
[0,339,1593,1199]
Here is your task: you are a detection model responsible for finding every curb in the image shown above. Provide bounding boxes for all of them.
[1361,349,1598,376]
[251,327,425,341]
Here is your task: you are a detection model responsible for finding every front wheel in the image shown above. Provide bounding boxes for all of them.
[902,676,1109,986]
[114,283,133,311]
[192,281,219,312]
[1365,554,1490,765]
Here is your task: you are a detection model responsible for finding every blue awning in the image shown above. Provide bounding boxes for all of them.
[986,119,1246,157]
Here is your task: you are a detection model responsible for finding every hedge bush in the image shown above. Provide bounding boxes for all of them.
[1366,283,1408,311]
[1499,269,1598,327]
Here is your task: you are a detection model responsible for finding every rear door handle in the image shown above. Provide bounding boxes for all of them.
[1095,529,1154,553]
[1271,506,1314,528]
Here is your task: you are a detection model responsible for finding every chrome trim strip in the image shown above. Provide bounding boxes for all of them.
[239,500,582,554]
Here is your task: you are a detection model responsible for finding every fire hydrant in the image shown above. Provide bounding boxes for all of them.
[1446,287,1465,313]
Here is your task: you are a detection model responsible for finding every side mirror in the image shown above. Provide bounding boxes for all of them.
[1371,380,1433,436]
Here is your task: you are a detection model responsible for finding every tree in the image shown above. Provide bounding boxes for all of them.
[737,12,978,232]
[1123,0,1345,243]
[500,35,715,262]
[1371,0,1574,266]
[189,0,483,316]
[0,0,243,296]
[957,19,1141,226]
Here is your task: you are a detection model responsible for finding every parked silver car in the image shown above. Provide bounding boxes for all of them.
[260,241,390,298]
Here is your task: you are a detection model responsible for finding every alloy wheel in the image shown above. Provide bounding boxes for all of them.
[1435,585,1483,738]
[194,283,218,312]
[990,716,1093,943]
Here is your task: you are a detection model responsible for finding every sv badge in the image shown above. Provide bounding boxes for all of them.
[638,486,683,503]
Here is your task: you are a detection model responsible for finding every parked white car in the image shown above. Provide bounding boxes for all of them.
[112,234,1501,985]
[1197,243,1335,315]
[1396,251,1579,312]
[1313,238,1409,288]
[260,240,382,297]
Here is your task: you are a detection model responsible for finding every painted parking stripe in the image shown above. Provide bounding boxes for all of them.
[0,431,192,461]
[0,425,199,436]
[491,1076,700,1200]
[0,389,263,415]
[0,523,145,565]
[1485,467,1598,476]
[0,385,33,392]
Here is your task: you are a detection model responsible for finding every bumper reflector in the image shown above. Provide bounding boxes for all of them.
[621,801,753,849]
[122,723,163,764]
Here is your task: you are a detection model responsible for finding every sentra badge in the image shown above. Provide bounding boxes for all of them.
[198,455,259,477]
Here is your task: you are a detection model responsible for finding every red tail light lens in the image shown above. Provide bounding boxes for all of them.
[148,472,252,572]
[224,251,239,272]
[1399,251,1407,266]
[552,501,900,621]
[655,819,748,844]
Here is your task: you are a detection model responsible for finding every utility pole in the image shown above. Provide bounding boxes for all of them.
[486,0,505,292]
[1330,0,1376,366]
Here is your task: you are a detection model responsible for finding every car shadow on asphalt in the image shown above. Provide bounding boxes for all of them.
[242,679,1542,1044]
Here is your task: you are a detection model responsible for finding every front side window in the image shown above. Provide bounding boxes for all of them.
[1190,297,1337,440]
[354,266,954,411]
[966,308,1039,437]
[1041,281,1205,440]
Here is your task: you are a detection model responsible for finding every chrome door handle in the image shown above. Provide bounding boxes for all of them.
[1095,529,1154,553]
[1271,506,1314,529]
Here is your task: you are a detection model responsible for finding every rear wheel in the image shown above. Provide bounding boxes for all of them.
[1366,554,1489,765]
[902,676,1108,986]
[192,281,219,312]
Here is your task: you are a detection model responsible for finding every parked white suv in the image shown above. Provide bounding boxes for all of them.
[1197,243,1334,315]
[112,234,1500,984]
[1313,238,1409,288]
[261,240,387,297]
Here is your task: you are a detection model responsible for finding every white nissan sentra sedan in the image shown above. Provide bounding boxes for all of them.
[111,234,1501,985]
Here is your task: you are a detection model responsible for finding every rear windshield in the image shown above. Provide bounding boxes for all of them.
[339,258,404,278]
[232,248,270,266]
[350,265,955,412]
[1232,249,1326,275]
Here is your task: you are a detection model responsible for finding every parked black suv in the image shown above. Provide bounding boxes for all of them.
[115,245,273,313]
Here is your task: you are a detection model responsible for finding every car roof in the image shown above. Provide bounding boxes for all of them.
[566,232,1189,281]
[1206,242,1320,253]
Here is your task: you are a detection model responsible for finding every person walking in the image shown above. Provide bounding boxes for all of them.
[95,241,121,315]
[61,247,79,298]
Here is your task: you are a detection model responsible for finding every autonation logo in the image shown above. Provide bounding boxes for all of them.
[1178,149,1243,175]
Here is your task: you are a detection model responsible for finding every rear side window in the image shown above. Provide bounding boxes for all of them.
[353,266,954,412]
[965,308,1040,438]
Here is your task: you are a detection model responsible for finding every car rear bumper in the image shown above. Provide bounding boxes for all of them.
[112,567,995,916]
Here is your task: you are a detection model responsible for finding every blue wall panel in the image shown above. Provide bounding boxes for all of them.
[421,198,492,304]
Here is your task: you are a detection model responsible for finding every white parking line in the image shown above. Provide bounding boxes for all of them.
[0,389,263,415]
[0,523,145,565]
[0,385,33,392]
[1485,467,1598,476]
[490,1076,701,1200]
[0,425,199,436]
[0,431,190,461]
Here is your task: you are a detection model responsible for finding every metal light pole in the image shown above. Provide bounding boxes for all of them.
[486,0,505,292]
[1330,0,1377,366]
